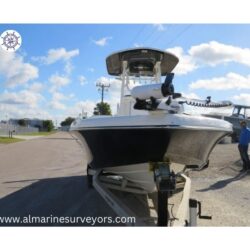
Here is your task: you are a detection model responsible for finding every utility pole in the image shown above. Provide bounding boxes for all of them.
[96,80,110,103]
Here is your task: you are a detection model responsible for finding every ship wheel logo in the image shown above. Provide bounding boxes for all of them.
[0,30,22,52]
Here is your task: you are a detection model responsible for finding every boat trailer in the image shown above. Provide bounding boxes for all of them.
[87,163,211,226]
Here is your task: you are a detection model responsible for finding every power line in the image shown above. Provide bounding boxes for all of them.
[149,24,172,46]
[127,24,147,47]
[143,25,159,45]
[131,24,167,47]
[165,24,193,47]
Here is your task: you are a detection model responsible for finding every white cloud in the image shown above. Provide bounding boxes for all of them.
[64,100,96,118]
[49,92,66,110]
[49,74,70,86]
[0,89,44,108]
[181,92,200,99]
[233,93,250,106]
[75,100,96,116]
[190,72,250,90]
[32,48,79,75]
[53,92,67,101]
[167,47,197,75]
[28,82,44,92]
[165,41,250,75]
[49,74,70,92]
[0,103,51,120]
[189,41,250,67]
[38,48,79,65]
[79,75,87,86]
[0,49,38,88]
[87,67,95,72]
[96,76,111,85]
[153,24,165,31]
[93,37,112,46]
[49,101,66,110]
[64,61,74,75]
[49,100,96,125]
[134,43,143,48]
[49,91,75,110]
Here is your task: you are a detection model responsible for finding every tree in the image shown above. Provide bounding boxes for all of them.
[93,102,112,115]
[18,119,27,127]
[60,117,75,127]
[43,120,54,132]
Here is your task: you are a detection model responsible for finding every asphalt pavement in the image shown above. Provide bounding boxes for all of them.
[0,132,117,226]
[0,132,250,226]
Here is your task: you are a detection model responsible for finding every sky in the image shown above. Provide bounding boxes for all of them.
[1,24,250,124]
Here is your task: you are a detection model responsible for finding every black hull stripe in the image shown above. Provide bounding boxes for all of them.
[74,128,228,170]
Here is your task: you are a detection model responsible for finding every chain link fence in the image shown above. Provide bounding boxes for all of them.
[0,123,39,136]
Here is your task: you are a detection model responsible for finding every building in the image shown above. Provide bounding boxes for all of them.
[9,118,44,131]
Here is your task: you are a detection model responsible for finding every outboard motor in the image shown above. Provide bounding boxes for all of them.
[131,73,175,101]
[132,73,177,110]
[161,73,175,97]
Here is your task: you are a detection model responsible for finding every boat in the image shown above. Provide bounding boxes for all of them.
[70,48,232,194]
[203,104,250,142]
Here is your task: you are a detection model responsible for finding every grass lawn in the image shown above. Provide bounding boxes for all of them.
[19,131,57,136]
[0,137,24,144]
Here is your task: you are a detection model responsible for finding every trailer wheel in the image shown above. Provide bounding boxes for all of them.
[87,165,93,188]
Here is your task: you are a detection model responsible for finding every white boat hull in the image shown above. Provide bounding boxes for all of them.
[70,113,232,193]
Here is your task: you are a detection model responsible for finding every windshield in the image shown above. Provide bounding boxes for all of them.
[232,106,250,118]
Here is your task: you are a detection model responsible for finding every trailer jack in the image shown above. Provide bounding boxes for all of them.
[152,162,176,226]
